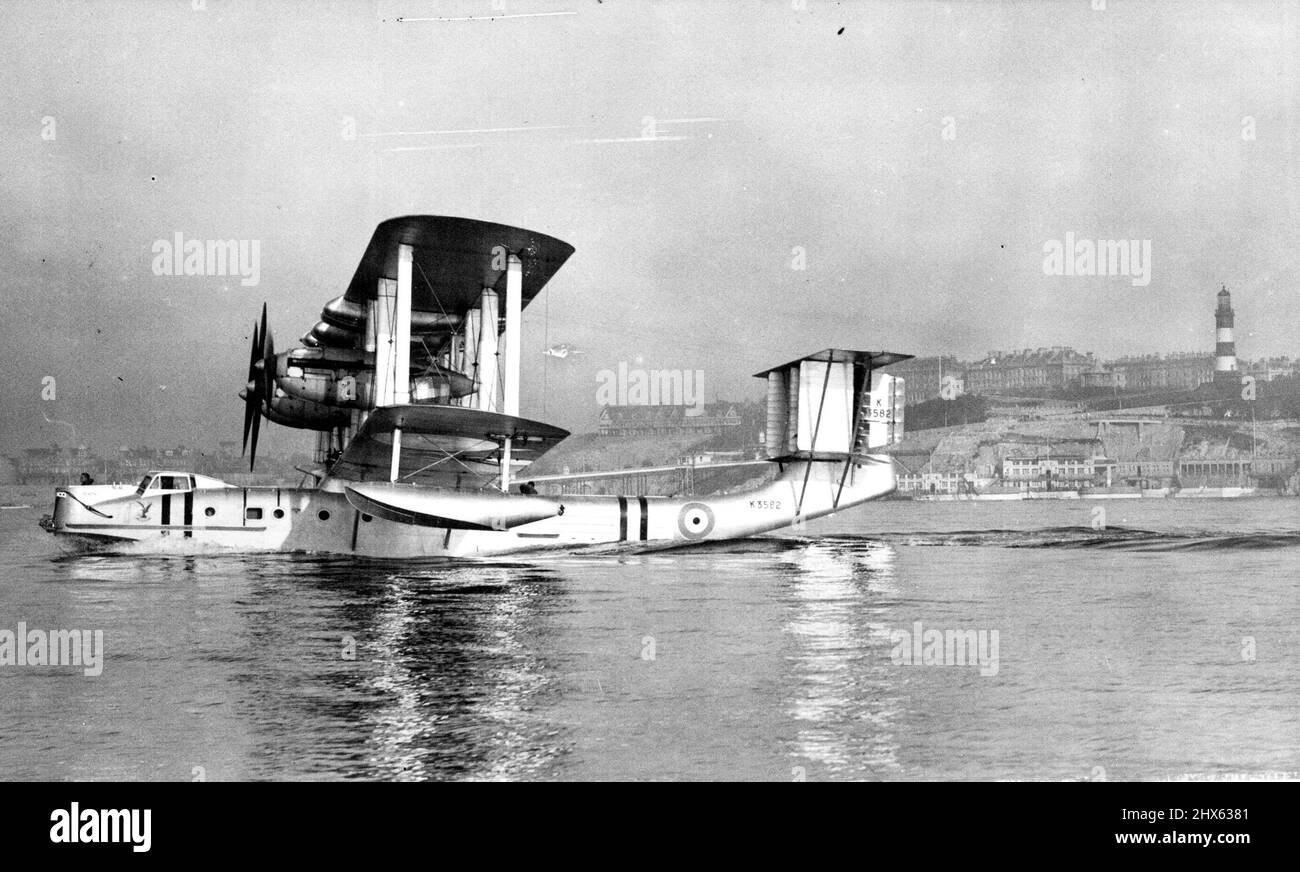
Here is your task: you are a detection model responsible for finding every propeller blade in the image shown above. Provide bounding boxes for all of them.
[241,395,255,454]
[259,302,268,356]
[242,319,260,454]
[248,318,261,380]
[263,330,276,401]
[248,404,261,472]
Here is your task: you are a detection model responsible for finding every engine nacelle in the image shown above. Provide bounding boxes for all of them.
[272,351,478,410]
[277,363,374,408]
[265,393,353,430]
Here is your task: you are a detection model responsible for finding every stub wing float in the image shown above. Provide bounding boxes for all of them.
[43,216,910,557]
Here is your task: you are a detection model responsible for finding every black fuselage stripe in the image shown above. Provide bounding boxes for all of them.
[350,510,360,551]
[183,491,193,538]
[638,496,648,540]
[618,496,628,541]
[161,494,171,526]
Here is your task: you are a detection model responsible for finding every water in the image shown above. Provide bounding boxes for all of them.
[2,487,1298,781]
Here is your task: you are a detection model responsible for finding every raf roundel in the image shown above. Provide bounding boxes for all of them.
[677,502,715,540]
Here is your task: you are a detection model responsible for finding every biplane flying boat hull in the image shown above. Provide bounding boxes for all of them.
[43,456,897,557]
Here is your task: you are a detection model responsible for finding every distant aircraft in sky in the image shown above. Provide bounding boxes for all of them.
[543,343,585,359]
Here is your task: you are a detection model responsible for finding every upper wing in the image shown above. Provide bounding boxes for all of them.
[301,216,575,349]
[348,215,573,310]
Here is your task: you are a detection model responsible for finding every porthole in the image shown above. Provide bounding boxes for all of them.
[318,509,330,521]
[361,514,372,523]
[273,509,284,519]
[204,507,215,517]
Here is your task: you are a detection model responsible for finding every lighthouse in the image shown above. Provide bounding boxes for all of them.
[1214,284,1237,379]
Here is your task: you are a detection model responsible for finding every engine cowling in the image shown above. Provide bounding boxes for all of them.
[271,351,478,410]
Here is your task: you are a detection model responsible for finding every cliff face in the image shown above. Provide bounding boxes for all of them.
[889,416,1300,469]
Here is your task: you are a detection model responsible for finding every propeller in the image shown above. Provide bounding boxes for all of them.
[240,303,272,471]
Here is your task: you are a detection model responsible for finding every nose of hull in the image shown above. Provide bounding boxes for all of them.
[40,488,133,551]
[43,487,116,533]
[35,491,74,541]
[47,489,79,533]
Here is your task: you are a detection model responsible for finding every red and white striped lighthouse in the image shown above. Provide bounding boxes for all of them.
[1214,284,1237,377]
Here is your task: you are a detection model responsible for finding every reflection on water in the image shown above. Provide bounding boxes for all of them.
[361,566,567,781]
[781,541,902,778]
[2,495,1299,781]
[365,572,431,781]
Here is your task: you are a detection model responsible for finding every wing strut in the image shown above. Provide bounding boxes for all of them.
[796,356,834,518]
[390,428,403,482]
[833,361,871,508]
[380,243,414,480]
[499,253,523,492]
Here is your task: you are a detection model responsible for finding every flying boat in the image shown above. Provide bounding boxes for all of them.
[42,216,909,557]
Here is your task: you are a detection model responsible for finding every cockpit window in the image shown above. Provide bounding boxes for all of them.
[135,475,152,496]
[153,475,193,491]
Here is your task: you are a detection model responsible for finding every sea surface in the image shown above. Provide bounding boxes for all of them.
[2,485,1298,781]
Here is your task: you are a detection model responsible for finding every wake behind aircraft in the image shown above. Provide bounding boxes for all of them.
[42,216,910,557]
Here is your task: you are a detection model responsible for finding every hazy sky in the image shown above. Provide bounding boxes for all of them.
[2,0,1296,453]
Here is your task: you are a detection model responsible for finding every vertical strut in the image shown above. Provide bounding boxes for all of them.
[390,427,402,482]
[394,244,413,404]
[475,289,499,412]
[796,359,834,517]
[503,254,522,416]
[500,253,522,492]
[836,361,870,508]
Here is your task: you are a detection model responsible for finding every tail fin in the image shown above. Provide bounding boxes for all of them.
[756,349,910,460]
[856,370,905,451]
